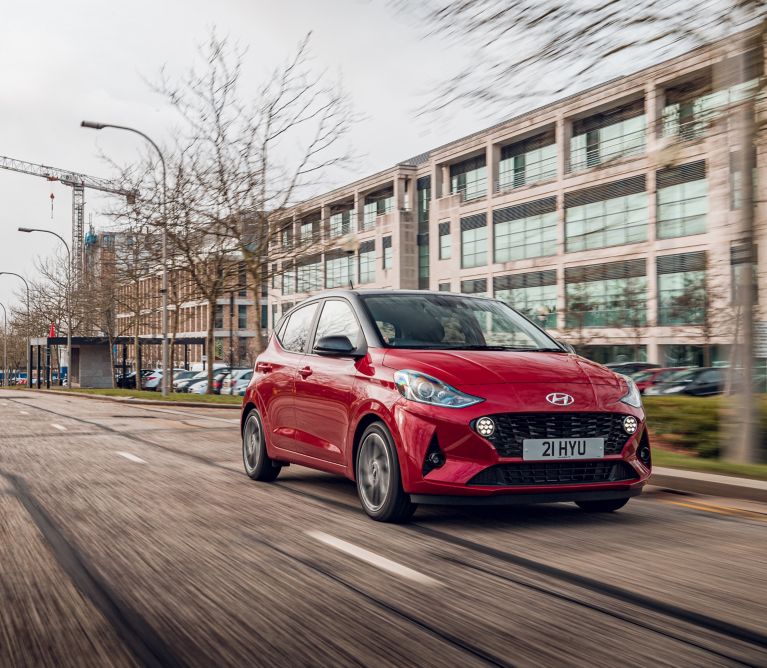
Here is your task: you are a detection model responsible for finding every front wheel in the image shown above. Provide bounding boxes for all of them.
[575,498,629,513]
[242,409,281,481]
[355,422,416,523]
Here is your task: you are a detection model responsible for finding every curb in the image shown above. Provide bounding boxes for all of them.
[21,388,241,410]
[650,467,767,503]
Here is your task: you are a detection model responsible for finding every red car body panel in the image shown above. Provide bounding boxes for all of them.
[243,303,650,502]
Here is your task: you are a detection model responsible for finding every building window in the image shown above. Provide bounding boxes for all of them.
[657,252,706,325]
[281,222,293,249]
[259,304,267,331]
[418,235,429,289]
[494,197,557,263]
[326,252,354,289]
[450,155,487,201]
[329,207,353,238]
[299,214,320,243]
[494,270,557,328]
[570,100,645,171]
[438,222,452,260]
[438,282,451,292]
[238,262,247,297]
[498,131,556,191]
[460,214,487,269]
[297,257,322,293]
[214,304,224,329]
[731,244,758,305]
[383,236,393,270]
[565,176,647,253]
[417,176,431,234]
[270,263,278,289]
[461,278,487,297]
[657,161,707,239]
[363,188,394,229]
[238,305,248,329]
[358,240,375,284]
[565,259,647,328]
[282,267,295,295]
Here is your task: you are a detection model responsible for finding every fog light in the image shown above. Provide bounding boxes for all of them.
[475,417,496,437]
[623,416,638,434]
[427,452,445,468]
[637,445,651,467]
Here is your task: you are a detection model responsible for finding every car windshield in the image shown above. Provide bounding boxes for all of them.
[631,370,656,382]
[360,294,561,351]
[663,369,699,383]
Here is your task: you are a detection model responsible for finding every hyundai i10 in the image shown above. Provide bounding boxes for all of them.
[241,290,650,522]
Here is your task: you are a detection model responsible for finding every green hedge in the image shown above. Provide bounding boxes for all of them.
[643,395,767,459]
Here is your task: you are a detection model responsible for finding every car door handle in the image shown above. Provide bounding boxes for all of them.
[256,362,274,373]
[299,366,313,378]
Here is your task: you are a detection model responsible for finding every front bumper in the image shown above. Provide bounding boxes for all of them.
[392,398,650,499]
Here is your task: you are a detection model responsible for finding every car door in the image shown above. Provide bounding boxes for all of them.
[691,368,725,396]
[255,301,319,451]
[292,299,365,465]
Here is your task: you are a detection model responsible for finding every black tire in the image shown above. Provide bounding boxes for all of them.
[355,422,416,523]
[575,498,629,513]
[242,409,281,481]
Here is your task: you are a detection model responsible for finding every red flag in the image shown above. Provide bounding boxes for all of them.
[49,322,56,337]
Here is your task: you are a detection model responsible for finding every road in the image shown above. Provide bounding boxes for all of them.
[0,390,765,667]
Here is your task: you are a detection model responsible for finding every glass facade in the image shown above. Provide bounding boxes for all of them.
[565,191,647,252]
[460,278,488,297]
[418,239,429,289]
[358,241,375,284]
[657,179,707,239]
[657,252,706,325]
[498,134,556,191]
[450,155,486,200]
[383,236,393,270]
[494,271,557,328]
[282,264,295,295]
[363,189,394,229]
[571,116,645,171]
[495,210,557,262]
[417,176,431,290]
[297,258,322,293]
[461,214,487,269]
[238,305,248,329]
[325,254,354,288]
[438,222,451,260]
[329,208,353,238]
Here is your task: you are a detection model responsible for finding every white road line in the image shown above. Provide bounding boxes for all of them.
[51,423,67,431]
[116,451,146,464]
[307,530,437,586]
[19,410,29,415]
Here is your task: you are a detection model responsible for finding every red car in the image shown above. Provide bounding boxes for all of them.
[631,367,688,394]
[241,290,650,522]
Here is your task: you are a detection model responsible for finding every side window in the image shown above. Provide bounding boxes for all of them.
[314,300,364,349]
[697,369,721,383]
[279,303,319,353]
[377,320,396,343]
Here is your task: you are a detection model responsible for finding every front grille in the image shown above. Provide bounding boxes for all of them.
[468,461,639,486]
[480,412,631,458]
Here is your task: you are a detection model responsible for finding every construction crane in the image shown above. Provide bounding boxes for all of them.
[0,155,137,283]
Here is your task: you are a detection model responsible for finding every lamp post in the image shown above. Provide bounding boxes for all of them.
[0,302,7,387]
[18,228,72,388]
[0,272,30,386]
[81,120,169,396]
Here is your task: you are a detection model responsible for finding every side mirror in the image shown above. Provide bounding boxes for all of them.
[558,340,576,354]
[314,335,359,356]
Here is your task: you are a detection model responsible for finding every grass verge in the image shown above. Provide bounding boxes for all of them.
[1,386,241,405]
[653,448,767,481]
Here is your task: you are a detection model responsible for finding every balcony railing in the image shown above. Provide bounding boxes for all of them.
[496,157,557,193]
[452,182,487,202]
[568,128,646,173]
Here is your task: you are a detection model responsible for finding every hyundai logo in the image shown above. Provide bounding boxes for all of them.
[546,392,574,406]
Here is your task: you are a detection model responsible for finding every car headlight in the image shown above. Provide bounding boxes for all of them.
[394,370,483,408]
[619,374,642,408]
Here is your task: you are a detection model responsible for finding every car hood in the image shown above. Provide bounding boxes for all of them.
[382,349,622,388]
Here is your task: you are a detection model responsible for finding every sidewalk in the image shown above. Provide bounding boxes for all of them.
[650,467,767,503]
[24,388,241,410]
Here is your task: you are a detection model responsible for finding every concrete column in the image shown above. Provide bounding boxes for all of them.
[431,162,443,199]
[644,82,663,152]
[441,164,451,196]
[394,175,406,211]
[320,202,330,240]
[354,191,364,232]
[555,114,572,179]
[487,141,500,196]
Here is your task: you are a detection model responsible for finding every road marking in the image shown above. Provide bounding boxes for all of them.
[116,451,146,464]
[51,423,67,431]
[668,500,767,521]
[307,530,437,585]
[19,410,29,415]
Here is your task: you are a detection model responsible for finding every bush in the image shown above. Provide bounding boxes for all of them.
[643,395,767,459]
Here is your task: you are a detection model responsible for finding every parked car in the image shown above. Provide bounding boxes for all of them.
[183,368,231,394]
[630,367,689,394]
[605,362,660,375]
[645,367,726,396]
[241,290,650,522]
[227,370,253,396]
[116,369,153,389]
[175,370,206,392]
[189,379,208,394]
[210,368,233,394]
[143,368,186,391]
[220,368,252,395]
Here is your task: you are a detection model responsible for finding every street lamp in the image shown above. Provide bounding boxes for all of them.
[0,272,30,387]
[18,227,72,388]
[0,302,7,387]
[81,120,169,395]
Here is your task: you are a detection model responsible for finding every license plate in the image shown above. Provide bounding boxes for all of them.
[523,438,604,461]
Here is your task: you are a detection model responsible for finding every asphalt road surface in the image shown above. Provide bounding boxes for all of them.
[1,390,765,668]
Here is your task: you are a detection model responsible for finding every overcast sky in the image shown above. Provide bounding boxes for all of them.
[0,0,483,311]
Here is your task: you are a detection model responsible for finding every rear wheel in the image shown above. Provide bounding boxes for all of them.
[575,498,629,513]
[242,409,281,481]
[355,422,416,523]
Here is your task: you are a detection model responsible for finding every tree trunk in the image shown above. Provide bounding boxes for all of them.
[206,298,216,394]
